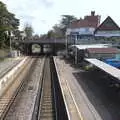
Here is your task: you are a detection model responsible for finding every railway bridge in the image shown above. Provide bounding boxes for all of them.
[20,39,66,55]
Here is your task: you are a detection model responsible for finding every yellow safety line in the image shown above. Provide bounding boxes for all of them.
[65,78,84,120]
[54,57,84,120]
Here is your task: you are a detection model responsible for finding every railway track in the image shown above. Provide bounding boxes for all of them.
[0,56,68,120]
[38,57,56,120]
[0,57,35,120]
[32,57,56,120]
[32,56,68,120]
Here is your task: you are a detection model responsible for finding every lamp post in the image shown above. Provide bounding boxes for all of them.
[75,34,78,64]
[66,28,70,57]
[10,34,12,56]
[65,34,68,56]
[10,31,14,57]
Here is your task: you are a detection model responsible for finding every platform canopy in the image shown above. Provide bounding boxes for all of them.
[85,58,120,80]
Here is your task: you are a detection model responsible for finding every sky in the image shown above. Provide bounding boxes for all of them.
[1,0,120,35]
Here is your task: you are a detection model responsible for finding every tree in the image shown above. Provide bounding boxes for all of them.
[24,23,34,40]
[40,34,47,40]
[39,15,77,40]
[52,24,63,38]
[33,34,40,40]
[0,1,19,48]
[13,30,24,42]
[60,15,77,36]
[61,15,77,27]
[51,15,77,38]
[47,30,55,39]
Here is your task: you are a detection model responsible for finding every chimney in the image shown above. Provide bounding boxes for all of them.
[91,11,95,16]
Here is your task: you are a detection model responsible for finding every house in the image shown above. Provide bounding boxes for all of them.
[66,11,100,44]
[94,16,120,38]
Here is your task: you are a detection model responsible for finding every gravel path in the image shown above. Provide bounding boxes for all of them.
[4,57,44,120]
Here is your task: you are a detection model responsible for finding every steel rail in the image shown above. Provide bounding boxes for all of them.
[38,57,56,120]
[0,57,35,120]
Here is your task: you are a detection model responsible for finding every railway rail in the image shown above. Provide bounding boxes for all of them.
[0,56,68,120]
[0,57,34,120]
[2,55,120,120]
[32,56,68,120]
[38,57,56,119]
[32,57,56,120]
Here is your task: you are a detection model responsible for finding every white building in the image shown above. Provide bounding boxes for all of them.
[66,11,100,44]
[94,16,120,38]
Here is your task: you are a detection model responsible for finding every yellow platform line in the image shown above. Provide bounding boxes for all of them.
[65,77,84,120]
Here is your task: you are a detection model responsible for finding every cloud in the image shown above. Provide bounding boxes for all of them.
[1,0,120,34]
[41,0,54,8]
[1,0,55,33]
[40,20,47,24]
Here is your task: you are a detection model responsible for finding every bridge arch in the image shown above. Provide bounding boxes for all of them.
[28,43,43,55]
[43,44,53,55]
[32,44,41,54]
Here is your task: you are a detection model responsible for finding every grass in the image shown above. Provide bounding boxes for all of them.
[0,58,5,62]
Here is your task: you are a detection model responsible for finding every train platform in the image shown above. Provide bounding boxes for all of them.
[54,56,103,120]
[0,56,25,78]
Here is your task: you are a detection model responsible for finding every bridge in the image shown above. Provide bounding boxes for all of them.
[20,39,66,55]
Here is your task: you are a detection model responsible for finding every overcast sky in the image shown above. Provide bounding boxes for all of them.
[1,0,120,35]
